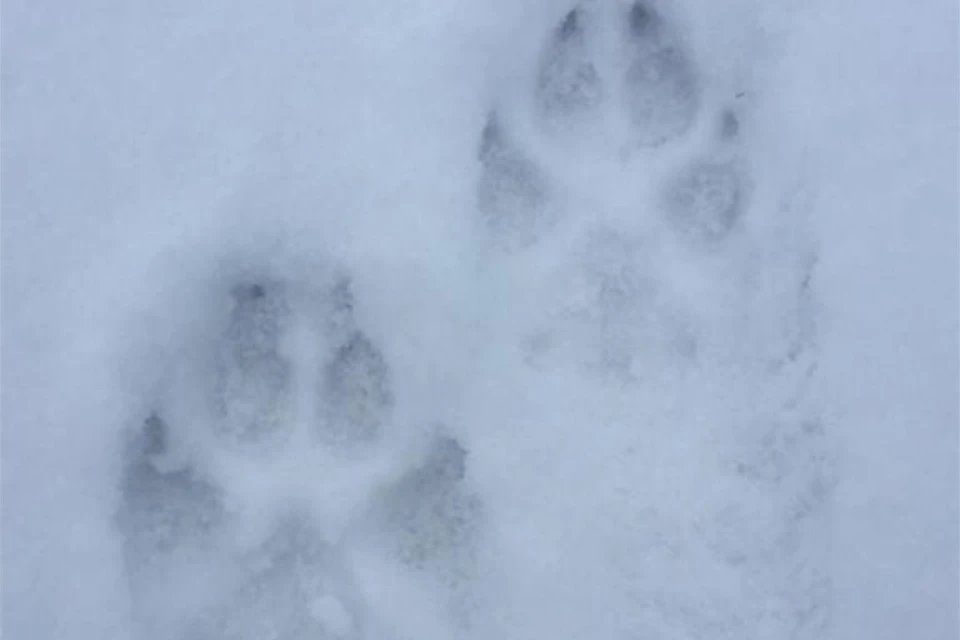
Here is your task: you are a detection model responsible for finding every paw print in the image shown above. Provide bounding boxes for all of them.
[117,272,482,639]
[477,1,749,376]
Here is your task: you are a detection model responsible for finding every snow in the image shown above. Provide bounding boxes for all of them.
[777,2,960,637]
[310,594,354,637]
[2,0,956,639]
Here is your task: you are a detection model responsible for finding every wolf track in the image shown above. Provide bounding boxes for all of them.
[475,2,829,637]
[117,273,482,639]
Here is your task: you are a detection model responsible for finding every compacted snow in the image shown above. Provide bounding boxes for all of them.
[2,0,956,639]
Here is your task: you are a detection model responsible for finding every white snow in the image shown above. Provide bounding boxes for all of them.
[310,594,354,637]
[2,0,956,639]
[775,2,959,637]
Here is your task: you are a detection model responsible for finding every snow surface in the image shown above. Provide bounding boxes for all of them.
[1,0,956,639]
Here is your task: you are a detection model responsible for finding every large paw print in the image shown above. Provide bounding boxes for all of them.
[476,3,827,635]
[477,1,750,376]
[116,272,482,639]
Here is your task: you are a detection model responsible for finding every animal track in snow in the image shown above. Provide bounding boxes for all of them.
[477,1,751,374]
[117,272,481,639]
[474,2,828,636]
[116,2,826,638]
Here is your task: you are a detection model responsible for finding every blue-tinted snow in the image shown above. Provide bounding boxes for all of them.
[2,0,956,638]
